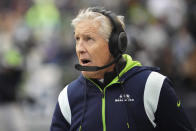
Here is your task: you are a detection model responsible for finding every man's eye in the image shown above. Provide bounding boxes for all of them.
[86,36,93,41]
[87,37,91,40]
[75,37,80,41]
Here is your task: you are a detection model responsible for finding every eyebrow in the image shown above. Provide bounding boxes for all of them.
[74,30,96,38]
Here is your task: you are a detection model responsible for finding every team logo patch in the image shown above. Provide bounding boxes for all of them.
[115,94,134,102]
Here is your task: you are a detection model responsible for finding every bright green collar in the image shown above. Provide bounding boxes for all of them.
[105,54,141,88]
[86,54,141,88]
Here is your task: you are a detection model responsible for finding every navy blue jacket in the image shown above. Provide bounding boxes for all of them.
[50,54,194,131]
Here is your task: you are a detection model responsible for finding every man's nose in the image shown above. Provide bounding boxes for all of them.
[76,40,86,54]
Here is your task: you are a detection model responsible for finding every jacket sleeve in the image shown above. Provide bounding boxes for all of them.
[50,102,70,131]
[50,85,71,131]
[155,78,194,131]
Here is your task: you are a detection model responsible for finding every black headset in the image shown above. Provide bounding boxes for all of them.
[90,7,127,58]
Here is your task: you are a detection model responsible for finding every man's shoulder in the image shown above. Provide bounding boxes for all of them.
[69,74,85,87]
[122,66,167,93]
[122,66,160,81]
[61,75,85,94]
[58,74,85,107]
[56,75,85,125]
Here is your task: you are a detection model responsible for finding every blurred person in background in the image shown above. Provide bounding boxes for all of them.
[0,0,28,103]
[50,7,194,131]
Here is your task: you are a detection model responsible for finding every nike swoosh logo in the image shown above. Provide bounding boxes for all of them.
[177,100,181,107]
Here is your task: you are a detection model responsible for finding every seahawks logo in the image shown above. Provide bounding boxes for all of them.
[115,94,134,102]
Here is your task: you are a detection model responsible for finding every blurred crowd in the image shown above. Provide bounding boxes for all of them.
[0,0,196,130]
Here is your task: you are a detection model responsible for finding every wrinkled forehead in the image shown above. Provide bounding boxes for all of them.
[74,19,101,36]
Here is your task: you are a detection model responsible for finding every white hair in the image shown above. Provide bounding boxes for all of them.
[71,7,125,42]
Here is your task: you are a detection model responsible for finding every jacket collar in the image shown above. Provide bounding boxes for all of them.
[84,54,142,88]
[104,54,142,87]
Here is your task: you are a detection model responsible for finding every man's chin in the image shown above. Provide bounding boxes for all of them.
[82,71,103,79]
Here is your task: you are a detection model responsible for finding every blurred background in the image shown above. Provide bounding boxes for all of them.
[0,0,196,130]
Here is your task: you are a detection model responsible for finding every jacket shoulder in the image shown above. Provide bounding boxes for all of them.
[57,75,85,124]
[67,75,85,94]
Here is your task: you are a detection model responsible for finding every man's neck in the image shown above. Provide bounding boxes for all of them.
[103,57,126,85]
[91,57,126,88]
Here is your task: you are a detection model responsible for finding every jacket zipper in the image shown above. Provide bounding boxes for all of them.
[102,92,106,131]
[87,79,121,131]
[87,79,106,131]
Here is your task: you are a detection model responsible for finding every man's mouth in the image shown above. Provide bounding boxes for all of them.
[81,59,91,65]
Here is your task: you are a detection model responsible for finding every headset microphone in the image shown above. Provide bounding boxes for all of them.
[75,55,120,71]
[75,64,99,71]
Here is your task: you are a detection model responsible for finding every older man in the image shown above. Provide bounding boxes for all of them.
[50,7,194,131]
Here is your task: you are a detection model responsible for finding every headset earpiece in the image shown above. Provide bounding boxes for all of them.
[118,32,127,54]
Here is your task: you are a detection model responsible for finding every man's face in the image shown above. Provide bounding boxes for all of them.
[74,20,114,79]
